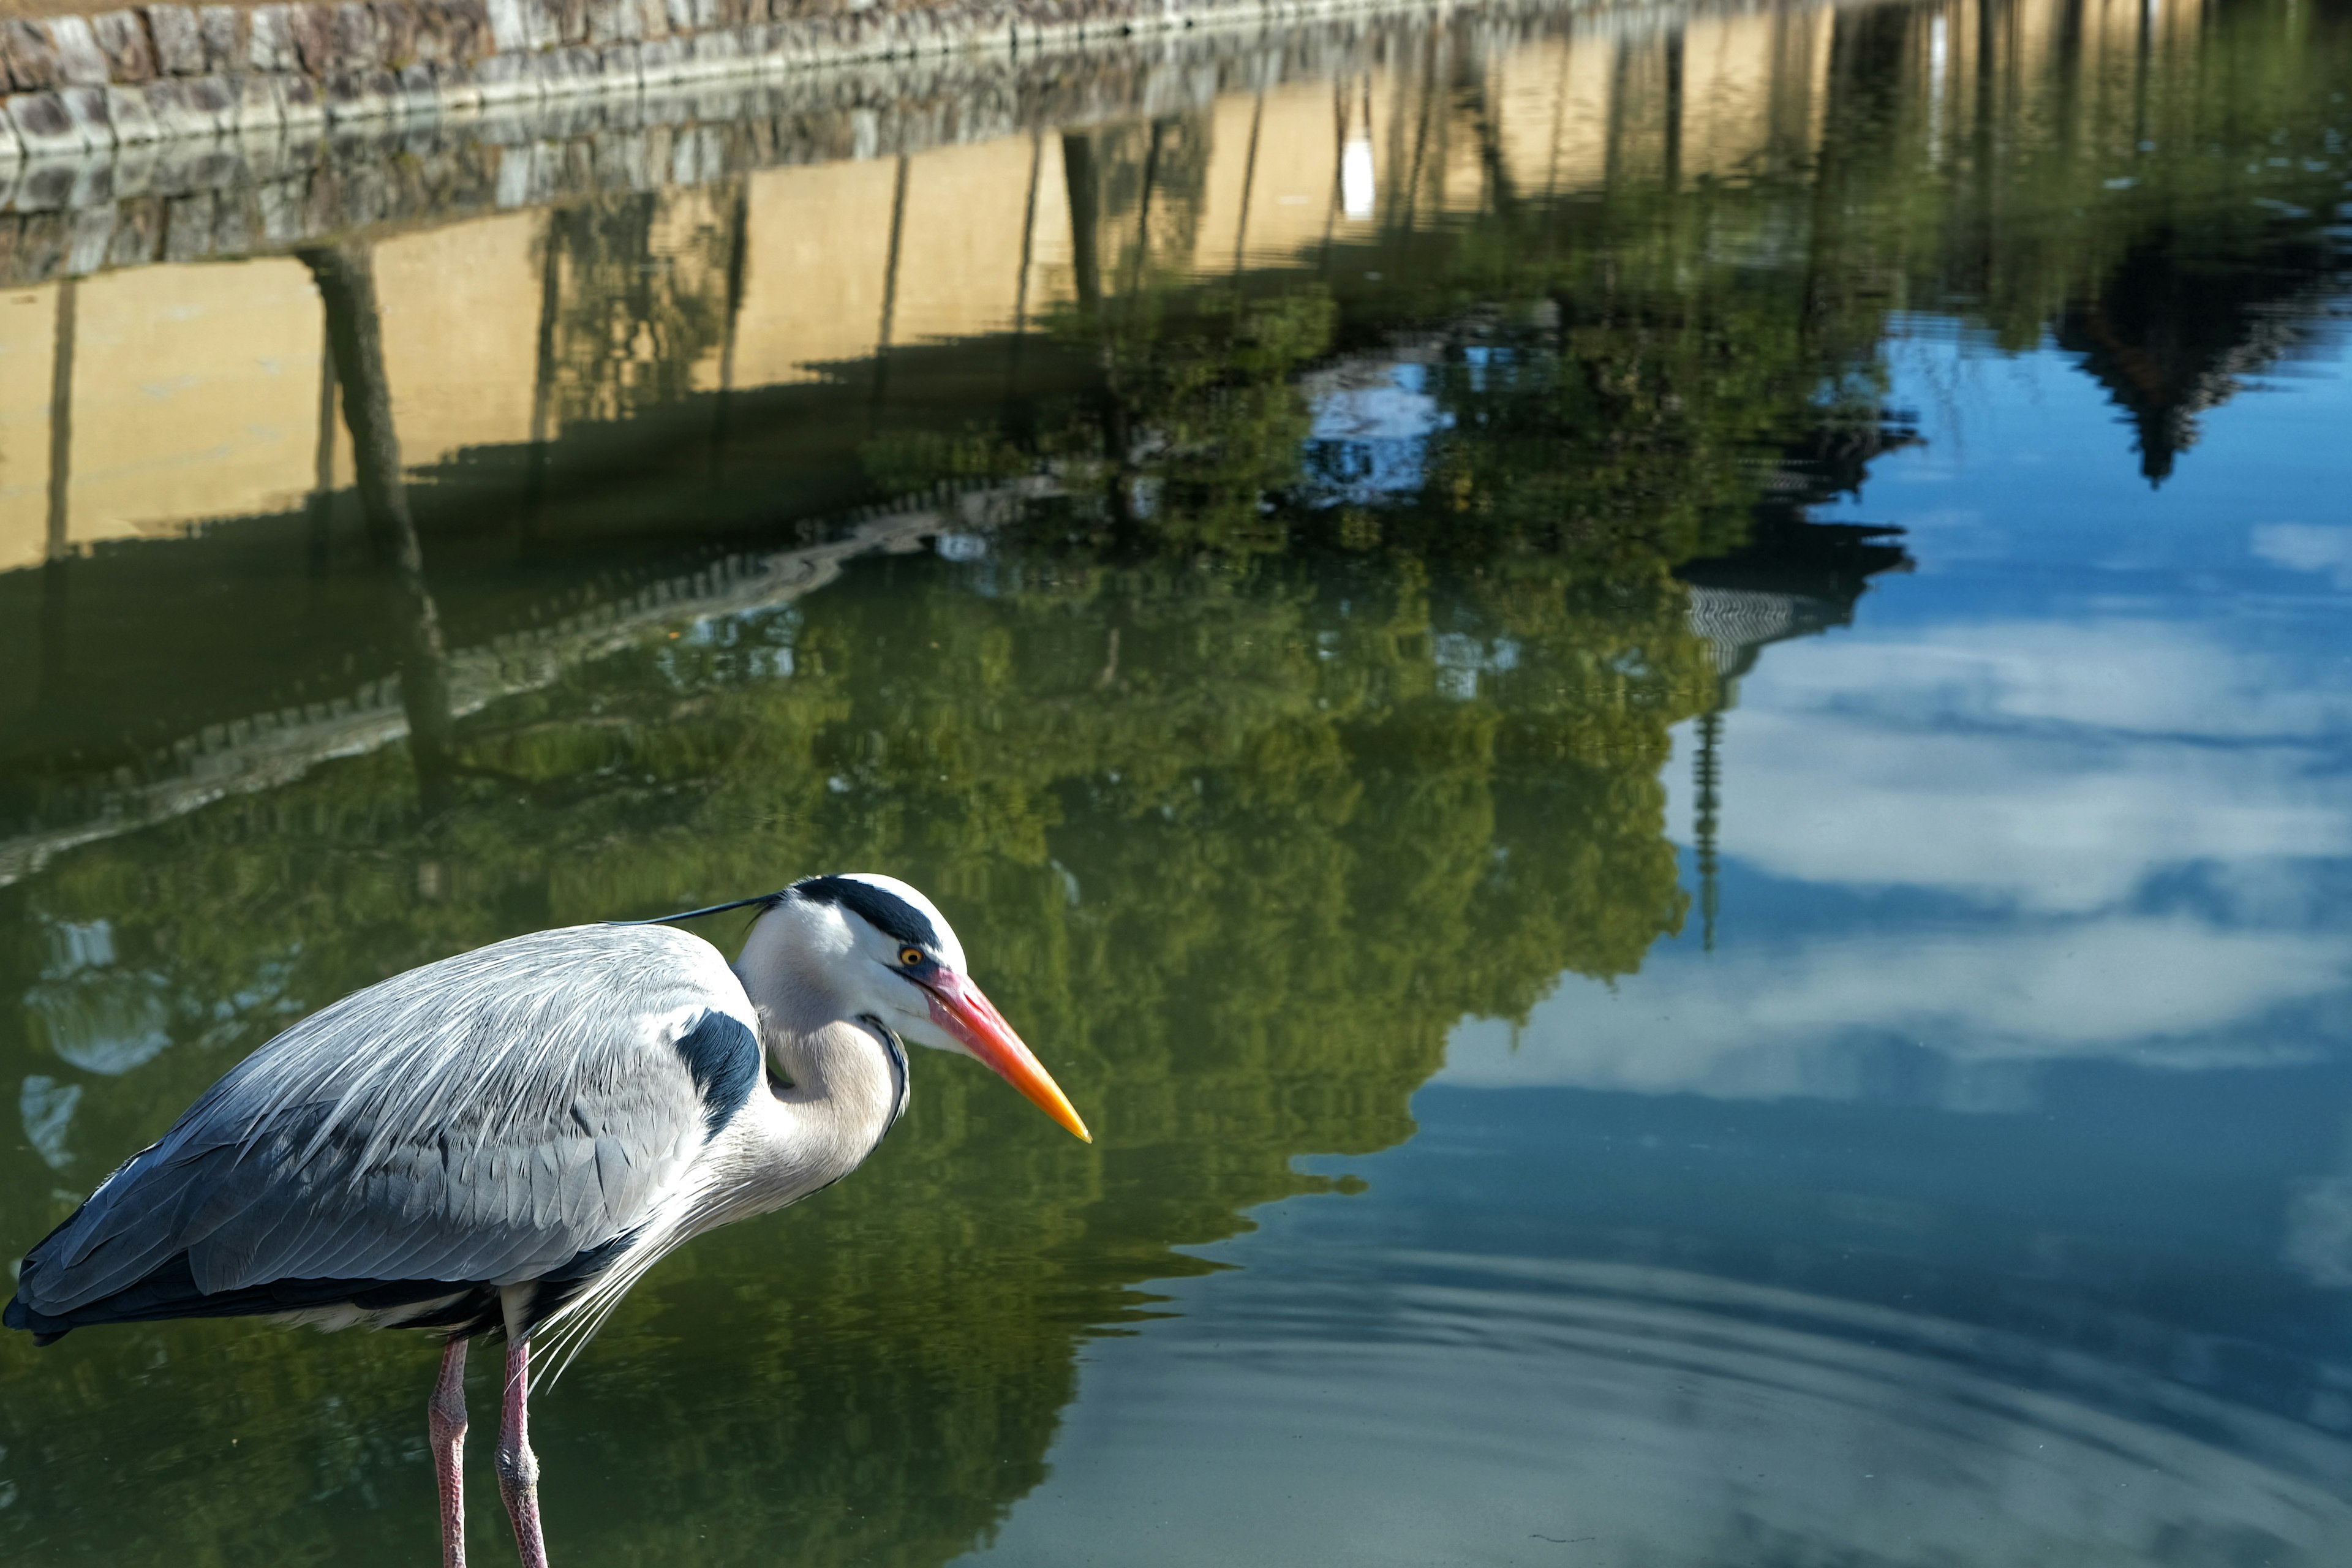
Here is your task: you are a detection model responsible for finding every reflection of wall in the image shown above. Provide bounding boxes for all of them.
[64,262,322,560]
[734,159,902,384]
[895,138,1053,345]
[0,287,58,573]
[0,0,2231,573]
[377,213,546,467]
[1681,9,1834,181]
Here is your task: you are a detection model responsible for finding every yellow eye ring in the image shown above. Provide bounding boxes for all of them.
[899,946,924,967]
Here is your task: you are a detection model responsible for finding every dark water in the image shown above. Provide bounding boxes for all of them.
[4,0,2352,1562]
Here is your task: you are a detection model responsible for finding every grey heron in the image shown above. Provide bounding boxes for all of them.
[4,872,1088,1567]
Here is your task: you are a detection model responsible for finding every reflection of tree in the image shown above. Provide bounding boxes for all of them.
[0,525,1708,1566]
[543,190,737,433]
[20,3,2352,1559]
[301,241,458,814]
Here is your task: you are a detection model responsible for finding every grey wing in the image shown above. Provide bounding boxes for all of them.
[16,923,759,1317]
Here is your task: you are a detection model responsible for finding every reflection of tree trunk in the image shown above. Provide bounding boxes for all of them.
[1061,132,1137,540]
[711,176,750,488]
[521,209,565,553]
[1063,132,1104,315]
[39,279,76,709]
[1663,27,1684,195]
[1232,94,1264,273]
[1008,131,1046,402]
[872,154,911,422]
[300,241,457,815]
[1468,77,1520,219]
[45,279,74,565]
[306,340,337,582]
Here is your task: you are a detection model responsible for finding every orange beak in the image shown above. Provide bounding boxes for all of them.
[921,970,1091,1142]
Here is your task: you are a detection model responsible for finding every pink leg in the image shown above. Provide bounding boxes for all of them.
[495,1337,551,1568]
[430,1338,469,1568]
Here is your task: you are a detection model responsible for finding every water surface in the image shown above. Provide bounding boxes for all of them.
[4,0,2351,1563]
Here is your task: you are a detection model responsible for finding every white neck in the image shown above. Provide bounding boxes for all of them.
[695,902,907,1227]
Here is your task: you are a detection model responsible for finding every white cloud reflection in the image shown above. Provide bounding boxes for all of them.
[1446,611,2352,1104]
[1681,617,2352,913]
[1440,916,2349,1099]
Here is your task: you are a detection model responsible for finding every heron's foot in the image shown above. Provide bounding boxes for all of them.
[496,1338,551,1568]
[430,1337,470,1568]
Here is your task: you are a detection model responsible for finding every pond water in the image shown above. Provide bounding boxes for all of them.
[4,0,2351,1562]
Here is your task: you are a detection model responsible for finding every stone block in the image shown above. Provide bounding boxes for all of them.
[254,175,304,242]
[164,189,213,258]
[4,21,63,92]
[485,0,530,52]
[586,0,641,44]
[0,107,19,163]
[114,140,162,197]
[233,71,285,129]
[635,0,670,39]
[46,18,113,86]
[636,36,681,83]
[290,6,337,72]
[7,160,77,214]
[281,70,327,123]
[197,7,247,72]
[546,44,601,96]
[59,84,118,148]
[699,29,745,75]
[471,50,539,105]
[597,41,643,85]
[405,4,448,64]
[108,194,163,262]
[8,210,69,279]
[434,58,483,111]
[106,82,163,140]
[212,189,252,254]
[323,67,401,122]
[514,0,557,48]
[67,205,116,273]
[144,74,228,137]
[333,4,381,67]
[554,0,590,45]
[397,61,437,112]
[373,2,418,68]
[190,70,241,129]
[242,5,294,70]
[431,0,494,62]
[663,0,694,36]
[142,6,202,74]
[92,12,159,81]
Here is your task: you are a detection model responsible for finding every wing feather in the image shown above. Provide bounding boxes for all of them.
[15,924,759,1319]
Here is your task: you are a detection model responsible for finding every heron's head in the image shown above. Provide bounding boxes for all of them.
[769,872,1090,1143]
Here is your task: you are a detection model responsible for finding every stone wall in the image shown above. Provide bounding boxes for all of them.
[0,0,1426,157]
[1,5,1540,282]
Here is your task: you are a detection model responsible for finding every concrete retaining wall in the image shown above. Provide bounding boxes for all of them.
[1,0,1436,159]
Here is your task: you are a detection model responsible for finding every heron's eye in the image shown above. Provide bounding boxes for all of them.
[899,946,925,968]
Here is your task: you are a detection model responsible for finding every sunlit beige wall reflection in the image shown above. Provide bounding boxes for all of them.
[0,0,2203,574]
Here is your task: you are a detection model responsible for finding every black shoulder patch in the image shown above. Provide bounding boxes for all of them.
[793,875,939,951]
[674,1012,761,1138]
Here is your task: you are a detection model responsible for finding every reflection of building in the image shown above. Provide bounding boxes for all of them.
[2056,228,2345,484]
[1678,510,1913,949]
[1,0,1855,573]
[13,0,2310,573]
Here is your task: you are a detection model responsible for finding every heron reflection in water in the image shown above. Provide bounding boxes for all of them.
[4,874,1091,1567]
